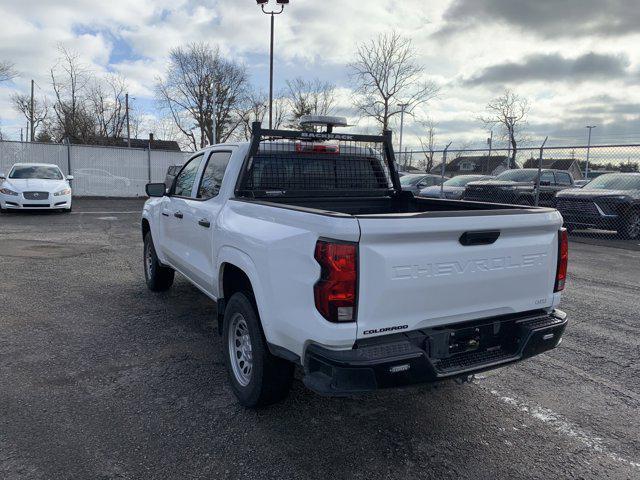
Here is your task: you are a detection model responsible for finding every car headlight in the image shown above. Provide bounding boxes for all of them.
[54,188,72,196]
[0,187,19,196]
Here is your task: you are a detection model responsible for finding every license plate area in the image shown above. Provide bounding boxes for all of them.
[430,320,520,360]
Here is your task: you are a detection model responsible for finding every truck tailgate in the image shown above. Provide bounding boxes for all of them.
[355,210,563,339]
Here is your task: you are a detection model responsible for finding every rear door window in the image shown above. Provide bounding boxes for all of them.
[198,151,232,199]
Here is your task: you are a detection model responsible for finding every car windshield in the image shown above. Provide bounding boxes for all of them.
[9,165,63,180]
[583,174,640,191]
[400,174,425,186]
[496,170,539,182]
[443,175,486,187]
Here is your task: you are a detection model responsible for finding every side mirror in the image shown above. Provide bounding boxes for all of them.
[539,180,551,186]
[146,183,167,197]
[0,173,5,181]
[66,175,74,181]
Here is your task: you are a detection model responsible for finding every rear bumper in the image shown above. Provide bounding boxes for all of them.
[303,309,567,396]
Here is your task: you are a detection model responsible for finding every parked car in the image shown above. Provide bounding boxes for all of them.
[463,168,574,207]
[0,163,73,212]
[400,173,448,194]
[164,164,183,188]
[556,173,640,239]
[141,119,568,407]
[419,175,493,199]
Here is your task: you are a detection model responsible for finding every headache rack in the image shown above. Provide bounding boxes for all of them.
[234,121,402,198]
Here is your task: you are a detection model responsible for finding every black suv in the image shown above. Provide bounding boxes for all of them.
[555,173,640,239]
[463,168,574,207]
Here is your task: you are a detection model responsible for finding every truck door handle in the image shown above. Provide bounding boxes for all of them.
[174,211,184,219]
[198,218,211,228]
[459,230,500,246]
[161,212,169,217]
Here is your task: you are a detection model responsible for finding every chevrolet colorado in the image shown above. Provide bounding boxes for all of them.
[141,119,569,407]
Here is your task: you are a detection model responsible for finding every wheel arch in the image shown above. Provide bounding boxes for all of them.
[217,247,269,338]
[141,218,150,240]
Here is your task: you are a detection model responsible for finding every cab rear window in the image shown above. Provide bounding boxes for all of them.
[245,154,392,194]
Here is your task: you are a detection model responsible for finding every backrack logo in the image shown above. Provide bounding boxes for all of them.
[392,253,548,280]
[299,132,354,141]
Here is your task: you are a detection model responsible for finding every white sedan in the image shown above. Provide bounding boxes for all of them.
[0,163,73,212]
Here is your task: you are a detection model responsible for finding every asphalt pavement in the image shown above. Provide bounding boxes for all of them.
[0,198,638,479]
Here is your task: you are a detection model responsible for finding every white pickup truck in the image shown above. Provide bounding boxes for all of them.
[142,119,568,407]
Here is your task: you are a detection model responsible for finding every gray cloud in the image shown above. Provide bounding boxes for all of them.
[464,52,630,85]
[438,0,640,38]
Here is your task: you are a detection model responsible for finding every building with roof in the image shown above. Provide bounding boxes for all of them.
[429,155,512,177]
[522,158,583,179]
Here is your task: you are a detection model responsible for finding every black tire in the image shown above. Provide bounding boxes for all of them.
[619,210,640,240]
[223,292,294,408]
[143,232,174,291]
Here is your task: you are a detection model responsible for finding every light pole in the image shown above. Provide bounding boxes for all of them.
[585,125,596,179]
[125,93,131,147]
[257,0,288,130]
[397,103,409,167]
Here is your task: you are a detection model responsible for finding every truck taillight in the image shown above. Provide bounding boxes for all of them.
[314,239,357,322]
[554,228,568,292]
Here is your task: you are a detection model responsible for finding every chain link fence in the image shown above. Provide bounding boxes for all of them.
[0,140,191,197]
[399,144,640,244]
[2,139,639,243]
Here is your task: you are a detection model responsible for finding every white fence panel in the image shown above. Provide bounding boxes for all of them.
[0,141,68,175]
[0,140,190,197]
[70,145,149,197]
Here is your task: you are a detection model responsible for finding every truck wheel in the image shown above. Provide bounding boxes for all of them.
[143,232,174,291]
[223,292,294,407]
[619,210,640,240]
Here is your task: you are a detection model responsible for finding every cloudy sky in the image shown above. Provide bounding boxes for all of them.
[0,0,639,149]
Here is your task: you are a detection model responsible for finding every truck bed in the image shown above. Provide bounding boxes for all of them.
[238,193,552,217]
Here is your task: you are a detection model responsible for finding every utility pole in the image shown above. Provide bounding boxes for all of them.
[397,103,409,167]
[30,79,35,142]
[125,93,131,148]
[585,125,596,179]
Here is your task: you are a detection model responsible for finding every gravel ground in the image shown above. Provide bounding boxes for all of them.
[1,198,638,480]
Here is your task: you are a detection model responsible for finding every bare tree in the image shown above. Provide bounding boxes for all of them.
[88,74,130,139]
[0,61,17,82]
[49,46,94,142]
[237,89,287,140]
[156,43,249,150]
[417,118,437,172]
[350,31,439,133]
[479,89,529,168]
[11,93,49,140]
[285,78,336,129]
